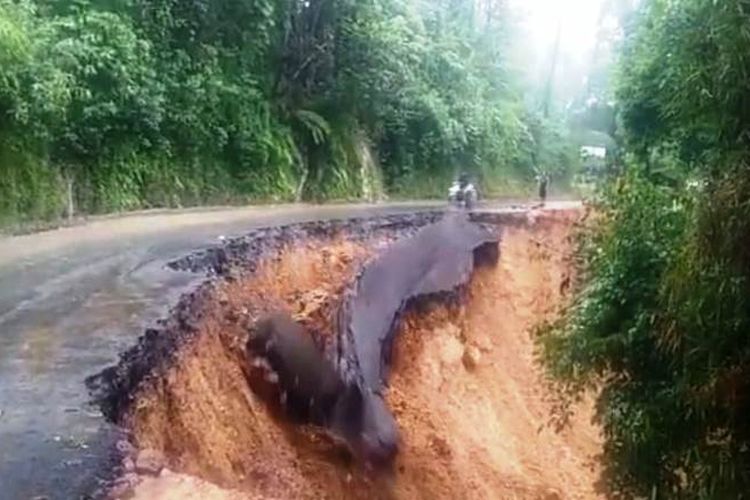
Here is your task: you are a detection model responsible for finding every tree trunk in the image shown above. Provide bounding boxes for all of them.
[65,172,75,221]
[294,152,309,202]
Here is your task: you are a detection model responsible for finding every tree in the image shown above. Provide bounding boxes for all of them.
[540,1,750,497]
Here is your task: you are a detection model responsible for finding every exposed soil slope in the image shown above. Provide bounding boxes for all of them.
[385,210,601,500]
[123,209,601,499]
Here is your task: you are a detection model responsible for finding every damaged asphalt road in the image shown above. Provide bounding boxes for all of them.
[0,203,441,500]
[0,201,575,499]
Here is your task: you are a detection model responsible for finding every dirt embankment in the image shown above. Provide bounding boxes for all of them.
[105,209,600,499]
[127,239,381,497]
[386,211,601,499]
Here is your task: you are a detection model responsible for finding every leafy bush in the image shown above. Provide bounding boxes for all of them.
[538,166,690,496]
[540,0,750,496]
[541,162,750,498]
[1,0,577,225]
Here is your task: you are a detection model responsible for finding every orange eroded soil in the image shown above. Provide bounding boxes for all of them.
[386,210,601,500]
[128,209,602,500]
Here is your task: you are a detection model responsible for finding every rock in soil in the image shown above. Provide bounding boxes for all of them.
[135,449,165,476]
[543,488,563,500]
[115,439,136,457]
[122,457,136,473]
[462,345,481,371]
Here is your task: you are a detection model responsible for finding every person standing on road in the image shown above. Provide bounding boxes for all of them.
[537,171,549,206]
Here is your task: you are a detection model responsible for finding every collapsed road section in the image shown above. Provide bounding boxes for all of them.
[336,214,499,393]
[242,215,500,472]
[87,212,444,423]
[85,208,600,499]
[86,211,500,496]
[323,216,499,468]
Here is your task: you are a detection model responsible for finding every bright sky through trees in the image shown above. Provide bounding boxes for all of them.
[511,0,607,63]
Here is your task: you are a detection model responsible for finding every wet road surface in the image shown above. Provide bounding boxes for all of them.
[0,201,576,499]
[0,203,450,499]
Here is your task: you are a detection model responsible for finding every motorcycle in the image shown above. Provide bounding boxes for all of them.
[448,178,478,209]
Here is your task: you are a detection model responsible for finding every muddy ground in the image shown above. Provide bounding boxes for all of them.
[87,206,601,500]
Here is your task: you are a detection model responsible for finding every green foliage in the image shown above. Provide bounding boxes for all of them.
[524,113,581,187]
[539,167,691,496]
[541,163,750,497]
[0,141,63,225]
[540,0,750,497]
[658,163,750,497]
[617,0,750,164]
[0,0,566,225]
[47,10,164,161]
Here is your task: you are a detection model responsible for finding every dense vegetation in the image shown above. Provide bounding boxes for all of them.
[0,0,578,226]
[539,0,750,497]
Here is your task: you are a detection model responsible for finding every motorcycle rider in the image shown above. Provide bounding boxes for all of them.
[449,172,477,209]
[458,172,470,191]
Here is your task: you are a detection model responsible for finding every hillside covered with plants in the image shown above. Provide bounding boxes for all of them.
[0,0,578,226]
[539,0,750,497]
